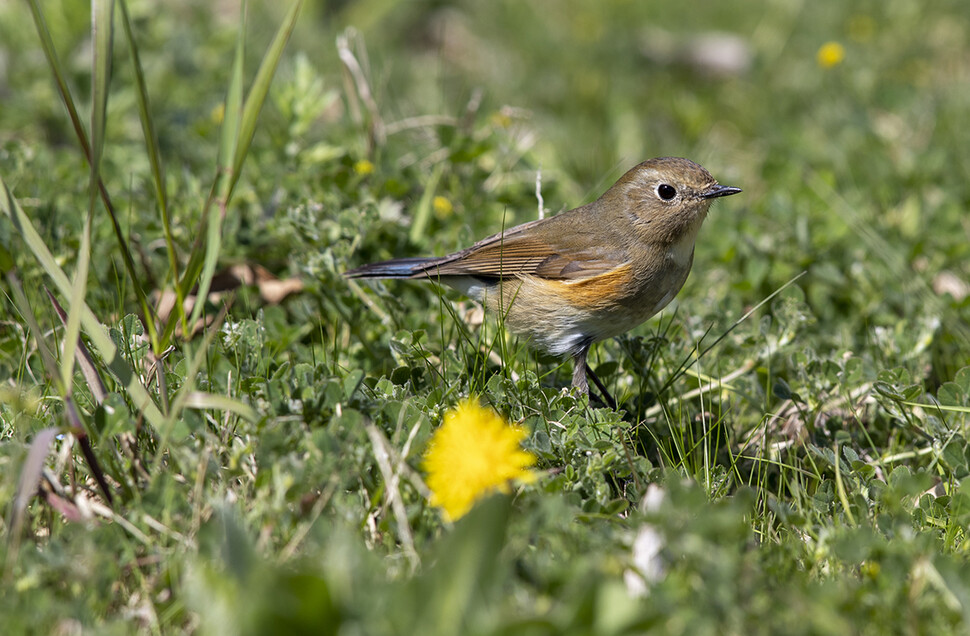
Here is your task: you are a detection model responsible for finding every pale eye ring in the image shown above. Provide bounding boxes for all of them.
[656,183,677,200]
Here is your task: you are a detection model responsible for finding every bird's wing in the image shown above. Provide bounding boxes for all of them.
[413,217,626,281]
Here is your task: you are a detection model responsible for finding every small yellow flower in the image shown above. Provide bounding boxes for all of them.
[817,41,845,69]
[432,195,453,218]
[423,399,537,521]
[354,159,375,175]
[848,15,875,43]
[211,103,225,125]
[490,110,512,129]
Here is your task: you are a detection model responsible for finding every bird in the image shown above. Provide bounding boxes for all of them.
[345,157,740,403]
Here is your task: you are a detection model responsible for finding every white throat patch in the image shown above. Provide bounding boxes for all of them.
[667,224,699,268]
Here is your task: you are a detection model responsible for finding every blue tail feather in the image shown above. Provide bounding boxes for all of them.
[344,257,438,279]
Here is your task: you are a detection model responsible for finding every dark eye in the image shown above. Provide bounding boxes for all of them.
[657,184,677,200]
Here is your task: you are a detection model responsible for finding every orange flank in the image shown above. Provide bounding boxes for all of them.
[555,263,634,311]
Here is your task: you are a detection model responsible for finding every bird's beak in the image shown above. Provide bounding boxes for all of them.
[702,184,742,199]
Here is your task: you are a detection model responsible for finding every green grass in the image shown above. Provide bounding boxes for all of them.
[3,0,970,633]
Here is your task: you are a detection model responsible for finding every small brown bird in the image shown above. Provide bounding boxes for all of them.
[346,157,740,399]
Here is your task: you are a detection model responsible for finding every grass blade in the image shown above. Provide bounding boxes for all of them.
[26,0,160,351]
[47,290,108,404]
[118,0,179,308]
[162,2,245,343]
[229,0,303,198]
[66,397,115,505]
[184,0,303,333]
[1,176,166,431]
[409,162,443,245]
[61,0,115,394]
[7,428,58,573]
[5,270,60,385]
[162,1,303,345]
[5,259,114,506]
[25,0,91,165]
[90,0,113,181]
[218,7,246,195]
[903,401,970,415]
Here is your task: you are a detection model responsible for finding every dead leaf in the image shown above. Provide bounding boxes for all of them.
[933,271,968,301]
[154,264,304,336]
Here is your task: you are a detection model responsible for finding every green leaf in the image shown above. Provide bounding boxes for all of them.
[941,437,969,476]
[901,384,922,402]
[404,495,512,635]
[93,393,131,437]
[183,391,260,424]
[888,465,912,489]
[342,369,365,399]
[842,446,860,464]
[937,382,966,407]
[873,381,904,401]
[955,367,970,395]
[773,378,792,400]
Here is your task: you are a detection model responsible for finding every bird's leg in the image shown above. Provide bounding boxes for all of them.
[572,342,617,410]
[571,347,590,395]
[585,362,617,411]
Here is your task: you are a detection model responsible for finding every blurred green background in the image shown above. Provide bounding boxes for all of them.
[3,0,970,633]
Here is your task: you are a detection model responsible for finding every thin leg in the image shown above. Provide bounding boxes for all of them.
[571,348,589,394]
[572,345,617,410]
[585,362,617,410]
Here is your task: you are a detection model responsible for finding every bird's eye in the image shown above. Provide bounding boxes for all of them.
[657,184,677,200]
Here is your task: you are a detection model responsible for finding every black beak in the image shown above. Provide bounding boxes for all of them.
[703,184,742,199]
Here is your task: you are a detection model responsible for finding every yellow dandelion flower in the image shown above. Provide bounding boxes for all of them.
[354,159,375,175]
[432,195,453,218]
[423,399,537,521]
[817,41,845,69]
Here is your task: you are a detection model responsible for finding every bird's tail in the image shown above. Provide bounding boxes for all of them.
[343,257,439,279]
